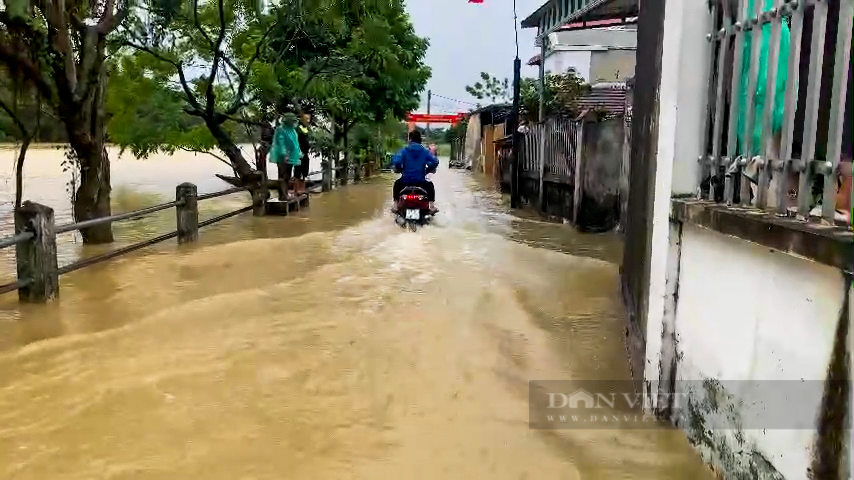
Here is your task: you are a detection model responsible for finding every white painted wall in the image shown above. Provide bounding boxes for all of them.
[548,28,637,49]
[543,50,592,81]
[651,224,847,478]
[643,0,716,385]
[638,0,850,477]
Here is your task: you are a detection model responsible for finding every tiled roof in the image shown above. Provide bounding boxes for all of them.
[576,82,629,115]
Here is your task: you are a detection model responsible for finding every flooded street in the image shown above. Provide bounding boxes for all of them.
[0,147,712,479]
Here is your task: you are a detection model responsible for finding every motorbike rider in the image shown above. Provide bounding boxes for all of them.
[392,129,439,213]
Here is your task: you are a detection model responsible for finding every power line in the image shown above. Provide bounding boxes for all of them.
[429,93,477,106]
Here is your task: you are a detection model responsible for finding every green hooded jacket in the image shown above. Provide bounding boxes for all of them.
[270,118,302,166]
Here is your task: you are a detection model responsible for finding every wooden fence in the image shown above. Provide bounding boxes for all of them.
[0,182,311,303]
[516,115,626,232]
[518,117,580,209]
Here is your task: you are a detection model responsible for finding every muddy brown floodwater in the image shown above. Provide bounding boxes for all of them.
[0,147,714,479]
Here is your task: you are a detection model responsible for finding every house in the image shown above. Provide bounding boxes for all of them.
[522,0,852,477]
[461,103,513,181]
[526,23,637,83]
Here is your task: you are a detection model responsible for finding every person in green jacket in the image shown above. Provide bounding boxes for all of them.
[269,112,303,199]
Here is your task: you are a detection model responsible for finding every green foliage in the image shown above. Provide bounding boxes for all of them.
[2,0,431,186]
[0,74,63,142]
[306,0,431,130]
[310,127,336,157]
[445,120,468,143]
[109,0,430,173]
[465,72,510,105]
[520,71,589,120]
[105,56,217,158]
[349,117,408,163]
[420,128,448,144]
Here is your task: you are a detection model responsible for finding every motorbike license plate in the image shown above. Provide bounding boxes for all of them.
[405,209,420,220]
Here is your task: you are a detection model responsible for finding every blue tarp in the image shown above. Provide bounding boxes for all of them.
[736,0,791,156]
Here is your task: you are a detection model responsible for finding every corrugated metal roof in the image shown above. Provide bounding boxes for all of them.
[556,18,638,32]
[575,82,629,115]
[522,0,639,32]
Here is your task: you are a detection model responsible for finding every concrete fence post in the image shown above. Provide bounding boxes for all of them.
[572,120,586,226]
[176,183,199,244]
[14,201,59,302]
[322,159,332,192]
[252,172,268,217]
[537,122,547,211]
[252,190,267,217]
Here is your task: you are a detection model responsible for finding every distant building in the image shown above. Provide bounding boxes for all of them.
[527,23,637,84]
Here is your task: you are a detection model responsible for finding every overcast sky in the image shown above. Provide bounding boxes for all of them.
[405,0,543,115]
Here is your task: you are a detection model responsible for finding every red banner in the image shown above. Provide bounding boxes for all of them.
[406,113,466,123]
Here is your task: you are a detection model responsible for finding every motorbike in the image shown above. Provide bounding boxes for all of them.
[394,185,435,231]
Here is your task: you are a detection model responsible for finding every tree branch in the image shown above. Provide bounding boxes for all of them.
[220,111,266,127]
[122,41,204,113]
[0,30,56,102]
[204,0,228,117]
[0,95,27,133]
[0,95,37,210]
[191,0,217,48]
[224,22,277,115]
[178,147,233,169]
[96,0,131,34]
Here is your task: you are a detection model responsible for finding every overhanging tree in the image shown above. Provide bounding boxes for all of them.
[0,0,130,243]
[309,0,430,183]
[119,0,278,184]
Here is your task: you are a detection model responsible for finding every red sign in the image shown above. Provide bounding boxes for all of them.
[406,113,466,123]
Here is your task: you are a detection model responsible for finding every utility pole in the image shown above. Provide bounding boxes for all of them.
[539,37,547,122]
[510,0,522,208]
[426,90,432,138]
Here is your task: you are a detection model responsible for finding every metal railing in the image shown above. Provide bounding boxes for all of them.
[0,183,268,301]
[519,117,579,179]
[699,0,852,226]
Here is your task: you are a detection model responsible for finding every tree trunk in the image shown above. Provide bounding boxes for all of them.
[205,117,258,181]
[69,136,113,244]
[65,75,114,244]
[14,135,32,210]
[353,157,362,182]
[256,120,274,172]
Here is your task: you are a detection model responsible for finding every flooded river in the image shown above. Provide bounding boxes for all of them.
[0,147,713,479]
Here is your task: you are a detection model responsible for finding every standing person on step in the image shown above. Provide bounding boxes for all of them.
[269,112,303,200]
[294,109,313,196]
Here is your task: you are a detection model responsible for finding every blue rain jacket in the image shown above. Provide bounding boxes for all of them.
[392,143,439,182]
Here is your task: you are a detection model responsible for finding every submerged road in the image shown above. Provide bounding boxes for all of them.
[0,157,713,479]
